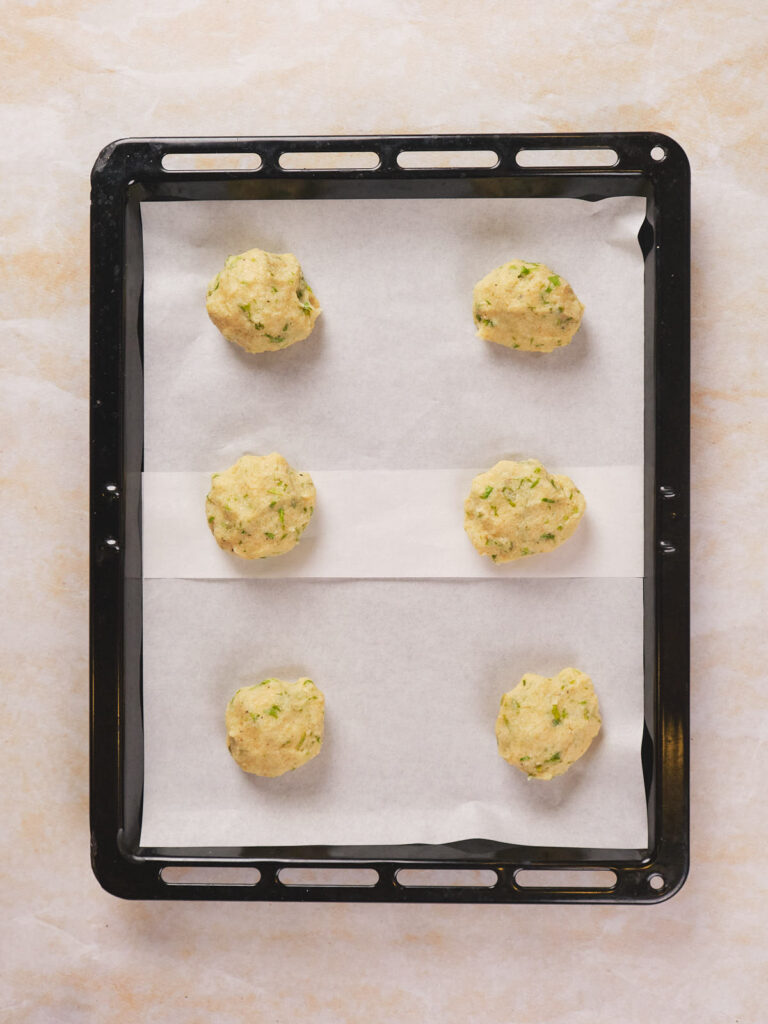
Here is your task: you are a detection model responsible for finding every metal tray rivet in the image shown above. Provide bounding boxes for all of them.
[659,540,676,554]
[649,872,665,891]
[104,483,120,498]
[659,485,676,499]
[103,537,120,552]
[650,146,667,162]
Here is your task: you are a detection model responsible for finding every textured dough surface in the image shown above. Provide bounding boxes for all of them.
[464,458,585,563]
[495,668,601,779]
[473,260,583,351]
[226,677,325,777]
[206,453,315,559]
[206,248,321,353]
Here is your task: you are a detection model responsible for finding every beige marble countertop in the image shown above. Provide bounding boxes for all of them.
[2,1,766,1020]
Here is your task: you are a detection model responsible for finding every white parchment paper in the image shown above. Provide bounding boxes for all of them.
[142,466,643,580]
[142,196,645,472]
[140,578,646,849]
[139,194,648,849]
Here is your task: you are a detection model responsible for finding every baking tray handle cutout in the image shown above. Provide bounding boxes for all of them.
[278,867,379,888]
[162,152,263,172]
[515,868,617,889]
[516,148,618,168]
[161,865,261,886]
[396,869,499,888]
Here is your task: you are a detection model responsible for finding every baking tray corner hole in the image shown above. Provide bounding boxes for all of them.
[396,149,498,170]
[515,868,617,889]
[396,869,499,888]
[161,152,263,172]
[278,151,380,171]
[277,867,379,887]
[649,872,665,891]
[515,148,618,169]
[650,146,667,162]
[160,865,261,886]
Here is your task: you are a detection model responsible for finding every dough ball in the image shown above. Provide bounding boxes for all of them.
[206,248,321,353]
[226,677,325,777]
[464,458,585,563]
[206,453,315,560]
[473,260,583,351]
[496,668,601,779]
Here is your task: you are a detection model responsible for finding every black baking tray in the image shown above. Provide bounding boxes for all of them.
[90,133,689,903]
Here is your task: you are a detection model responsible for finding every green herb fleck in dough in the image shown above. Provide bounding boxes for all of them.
[551,704,568,725]
[481,485,494,499]
[268,704,281,718]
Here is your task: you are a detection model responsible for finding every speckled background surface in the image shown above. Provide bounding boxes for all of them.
[1,1,767,1020]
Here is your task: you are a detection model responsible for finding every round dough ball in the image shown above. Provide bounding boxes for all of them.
[464,458,585,563]
[473,260,583,351]
[226,677,325,777]
[206,453,315,560]
[495,668,601,779]
[206,248,321,353]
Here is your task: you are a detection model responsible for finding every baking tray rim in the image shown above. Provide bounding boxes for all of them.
[89,131,690,903]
